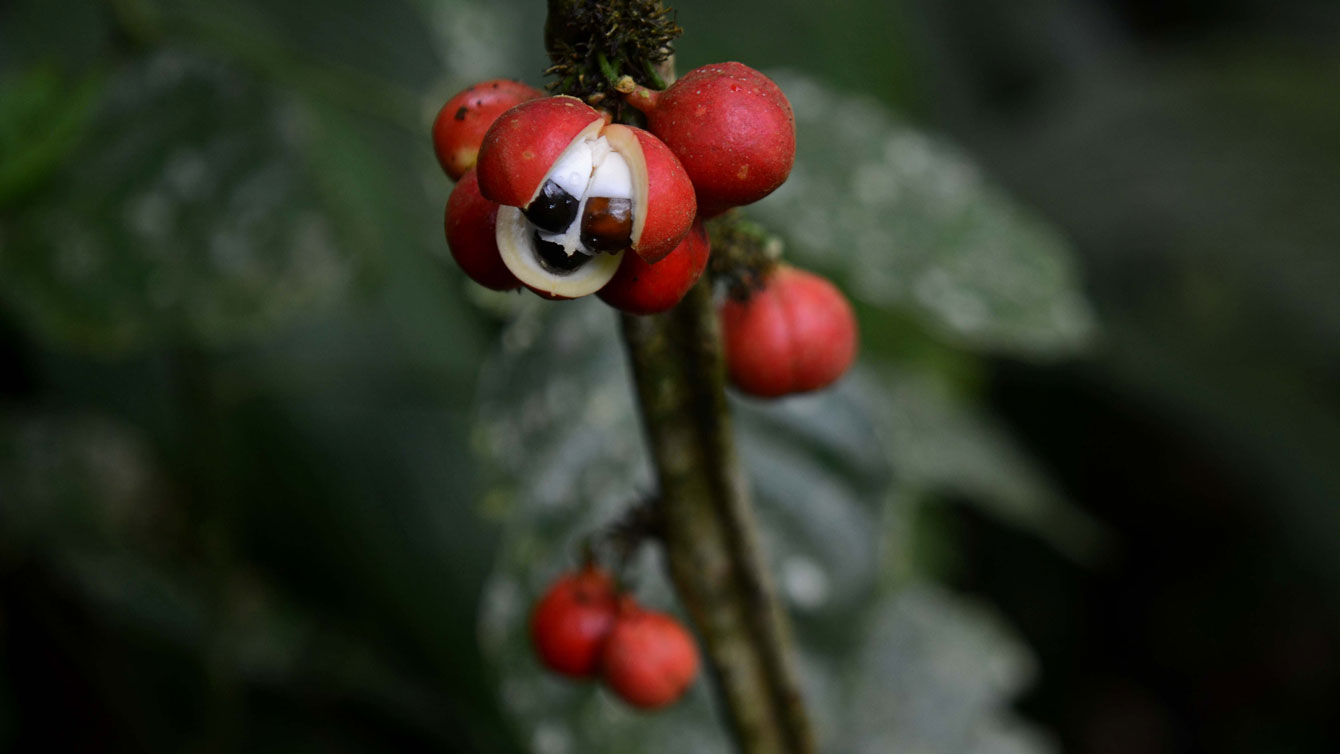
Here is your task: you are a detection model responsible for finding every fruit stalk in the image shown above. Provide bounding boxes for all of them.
[620,282,815,754]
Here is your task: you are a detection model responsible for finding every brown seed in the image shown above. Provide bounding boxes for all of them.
[580,197,633,252]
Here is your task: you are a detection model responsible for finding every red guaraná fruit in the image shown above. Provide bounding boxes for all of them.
[476,96,696,299]
[627,62,795,218]
[432,79,542,181]
[444,167,520,291]
[601,598,699,709]
[530,566,619,678]
[598,219,710,315]
[720,265,858,398]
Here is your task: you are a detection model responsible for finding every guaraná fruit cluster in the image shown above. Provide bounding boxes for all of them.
[530,565,700,710]
[430,63,858,396]
[431,62,796,312]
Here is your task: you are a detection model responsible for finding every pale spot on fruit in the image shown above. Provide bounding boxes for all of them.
[737,164,750,180]
[694,105,707,117]
[522,150,536,160]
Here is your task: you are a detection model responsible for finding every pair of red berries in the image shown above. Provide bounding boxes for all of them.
[432,63,796,312]
[530,566,700,710]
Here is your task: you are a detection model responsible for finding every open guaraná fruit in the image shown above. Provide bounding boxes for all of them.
[475,96,697,299]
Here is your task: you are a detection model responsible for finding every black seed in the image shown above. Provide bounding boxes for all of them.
[533,233,589,274]
[523,180,579,233]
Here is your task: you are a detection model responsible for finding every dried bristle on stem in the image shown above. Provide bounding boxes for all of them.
[707,213,784,300]
[544,0,681,108]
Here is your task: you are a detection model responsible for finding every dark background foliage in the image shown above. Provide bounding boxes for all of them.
[2,1,1338,752]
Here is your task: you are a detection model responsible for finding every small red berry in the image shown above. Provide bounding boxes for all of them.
[601,598,699,709]
[720,265,858,398]
[432,79,542,181]
[530,566,619,678]
[444,168,520,291]
[628,62,795,218]
[598,219,710,315]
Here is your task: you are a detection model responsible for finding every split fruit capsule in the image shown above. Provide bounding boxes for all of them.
[432,79,542,181]
[476,96,697,299]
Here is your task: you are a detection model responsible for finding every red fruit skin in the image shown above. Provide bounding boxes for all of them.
[444,168,520,291]
[432,80,542,181]
[530,567,619,678]
[601,124,698,263]
[599,219,709,314]
[645,62,796,218]
[476,96,604,207]
[601,602,699,710]
[720,266,858,398]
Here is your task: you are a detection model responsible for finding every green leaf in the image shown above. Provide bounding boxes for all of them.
[0,409,171,557]
[752,72,1095,356]
[833,585,1054,754]
[474,299,1051,753]
[883,368,1110,564]
[0,52,358,352]
[0,68,103,206]
[989,54,1340,580]
[0,400,506,750]
[142,0,437,129]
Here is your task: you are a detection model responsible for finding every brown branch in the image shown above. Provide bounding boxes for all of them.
[621,282,815,754]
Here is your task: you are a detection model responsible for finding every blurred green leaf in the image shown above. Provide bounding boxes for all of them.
[833,584,1052,754]
[669,0,919,110]
[0,68,103,206]
[0,52,358,352]
[0,409,174,559]
[986,52,1340,583]
[753,72,1095,357]
[0,0,116,73]
[882,367,1110,564]
[151,0,443,91]
[0,393,516,751]
[133,0,439,129]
